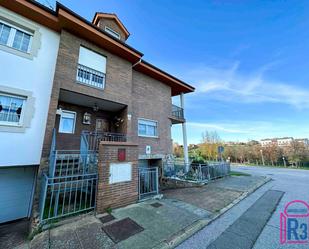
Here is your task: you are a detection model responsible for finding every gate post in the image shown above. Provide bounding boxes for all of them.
[155,167,159,195]
[96,141,139,213]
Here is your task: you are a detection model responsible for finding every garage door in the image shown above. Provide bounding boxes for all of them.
[0,167,36,223]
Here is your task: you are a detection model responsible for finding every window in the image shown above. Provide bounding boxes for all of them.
[77,46,106,89]
[138,119,158,137]
[104,26,121,40]
[0,20,33,53]
[0,93,26,126]
[59,111,76,134]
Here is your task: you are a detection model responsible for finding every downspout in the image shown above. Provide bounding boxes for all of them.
[132,58,142,68]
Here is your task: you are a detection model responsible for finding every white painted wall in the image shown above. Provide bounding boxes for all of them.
[0,7,60,167]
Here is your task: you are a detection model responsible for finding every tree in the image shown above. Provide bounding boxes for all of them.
[200,131,222,161]
[173,143,184,158]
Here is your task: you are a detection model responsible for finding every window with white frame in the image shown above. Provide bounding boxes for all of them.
[0,92,26,126]
[104,26,121,40]
[59,111,76,134]
[138,119,158,137]
[77,46,106,89]
[0,20,33,53]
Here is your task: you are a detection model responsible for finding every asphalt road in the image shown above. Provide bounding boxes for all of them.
[177,165,309,249]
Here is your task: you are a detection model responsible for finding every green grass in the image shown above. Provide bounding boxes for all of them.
[230,171,251,176]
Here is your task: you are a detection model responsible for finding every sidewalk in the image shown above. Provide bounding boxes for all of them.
[29,175,270,249]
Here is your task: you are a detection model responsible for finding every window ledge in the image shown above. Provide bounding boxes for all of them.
[76,80,105,90]
[138,135,159,139]
[0,125,26,133]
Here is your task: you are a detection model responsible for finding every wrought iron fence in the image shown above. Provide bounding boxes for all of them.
[81,131,127,152]
[138,167,159,200]
[39,173,98,223]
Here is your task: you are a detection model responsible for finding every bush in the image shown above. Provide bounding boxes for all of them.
[191,156,206,164]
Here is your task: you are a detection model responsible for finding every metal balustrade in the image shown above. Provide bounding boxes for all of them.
[172,104,184,120]
[76,64,105,89]
[49,150,98,177]
[163,161,231,182]
[81,131,127,152]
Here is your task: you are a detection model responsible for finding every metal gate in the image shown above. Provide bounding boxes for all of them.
[39,173,97,223]
[138,167,159,200]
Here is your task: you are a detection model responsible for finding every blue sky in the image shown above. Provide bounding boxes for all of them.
[40,0,309,144]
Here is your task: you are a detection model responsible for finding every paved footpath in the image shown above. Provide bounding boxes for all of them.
[24,175,267,249]
[178,166,309,249]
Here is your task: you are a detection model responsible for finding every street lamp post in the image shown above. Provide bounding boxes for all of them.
[260,149,265,166]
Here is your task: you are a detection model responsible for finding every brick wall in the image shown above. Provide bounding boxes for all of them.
[42,30,174,159]
[97,19,127,42]
[132,70,173,157]
[41,30,133,157]
[96,142,139,212]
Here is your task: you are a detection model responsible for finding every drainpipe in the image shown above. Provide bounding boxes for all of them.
[180,93,189,172]
[132,58,142,68]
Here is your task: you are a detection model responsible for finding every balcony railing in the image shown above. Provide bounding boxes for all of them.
[172,104,184,120]
[81,131,127,152]
[76,64,105,89]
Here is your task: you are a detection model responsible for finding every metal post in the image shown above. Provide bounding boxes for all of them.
[180,93,189,172]
[138,168,140,200]
[155,167,159,195]
[39,176,48,222]
[260,149,265,166]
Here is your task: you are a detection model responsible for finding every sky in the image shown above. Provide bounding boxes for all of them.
[39,0,309,145]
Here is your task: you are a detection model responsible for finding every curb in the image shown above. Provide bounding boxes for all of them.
[155,176,272,249]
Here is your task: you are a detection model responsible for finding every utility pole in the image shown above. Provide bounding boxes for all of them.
[283,156,286,167]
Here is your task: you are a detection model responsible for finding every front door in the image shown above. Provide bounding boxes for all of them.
[95,119,109,132]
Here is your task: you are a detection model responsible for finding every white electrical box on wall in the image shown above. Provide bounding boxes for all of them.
[146,145,151,155]
[109,163,132,184]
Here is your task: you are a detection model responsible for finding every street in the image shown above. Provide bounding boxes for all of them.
[177,165,309,249]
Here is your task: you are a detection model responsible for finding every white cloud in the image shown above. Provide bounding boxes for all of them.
[173,120,308,144]
[187,62,309,109]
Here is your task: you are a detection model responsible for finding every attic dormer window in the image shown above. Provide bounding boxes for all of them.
[104,26,120,40]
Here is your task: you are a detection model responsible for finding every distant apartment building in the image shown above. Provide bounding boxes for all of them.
[260,139,275,147]
[277,137,294,147]
[295,138,309,146]
[260,137,309,147]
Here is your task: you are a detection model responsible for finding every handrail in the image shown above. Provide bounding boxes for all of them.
[81,131,127,152]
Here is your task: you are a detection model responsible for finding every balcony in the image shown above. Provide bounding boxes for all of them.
[81,131,127,152]
[171,104,185,124]
[76,64,105,89]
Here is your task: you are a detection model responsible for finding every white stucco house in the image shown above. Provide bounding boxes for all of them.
[0,6,59,223]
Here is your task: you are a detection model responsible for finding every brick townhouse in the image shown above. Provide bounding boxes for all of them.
[0,0,194,225]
